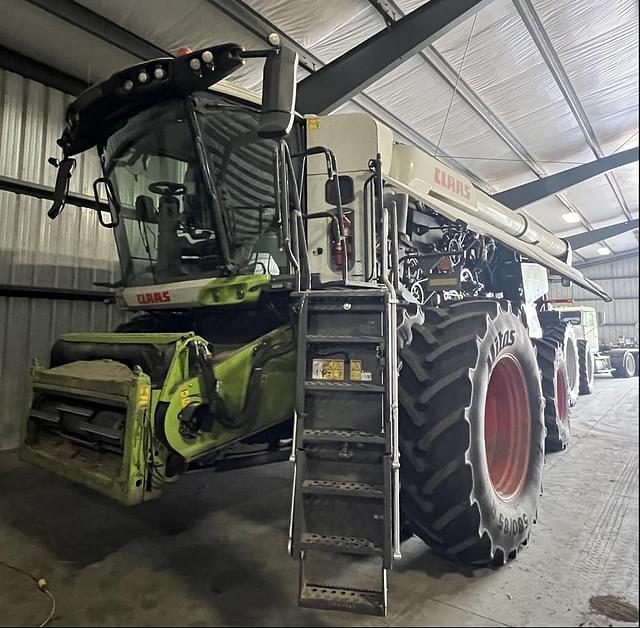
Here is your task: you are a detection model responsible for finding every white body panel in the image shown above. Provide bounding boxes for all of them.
[386,144,610,301]
[388,145,568,259]
[521,263,549,339]
[305,113,394,284]
[300,113,608,300]
[120,277,216,309]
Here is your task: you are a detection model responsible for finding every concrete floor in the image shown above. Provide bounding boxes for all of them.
[1,376,638,627]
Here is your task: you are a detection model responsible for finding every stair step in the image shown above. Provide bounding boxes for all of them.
[300,533,383,556]
[302,480,384,499]
[302,429,385,446]
[308,303,385,313]
[299,582,385,616]
[307,334,384,344]
[304,288,387,298]
[305,381,384,393]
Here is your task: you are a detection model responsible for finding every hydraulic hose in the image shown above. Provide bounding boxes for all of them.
[214,338,296,430]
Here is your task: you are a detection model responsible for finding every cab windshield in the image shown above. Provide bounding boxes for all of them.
[560,310,582,325]
[103,93,290,286]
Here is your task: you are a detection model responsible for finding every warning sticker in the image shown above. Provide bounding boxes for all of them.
[307,117,321,130]
[138,385,151,408]
[179,388,191,408]
[350,360,362,381]
[312,358,344,381]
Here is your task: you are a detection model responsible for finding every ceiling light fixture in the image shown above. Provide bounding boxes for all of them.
[562,212,582,224]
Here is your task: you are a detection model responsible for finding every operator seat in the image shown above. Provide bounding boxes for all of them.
[156,195,181,279]
[183,164,206,226]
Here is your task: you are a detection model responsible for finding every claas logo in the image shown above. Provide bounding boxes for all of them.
[136,291,171,304]
[434,167,471,200]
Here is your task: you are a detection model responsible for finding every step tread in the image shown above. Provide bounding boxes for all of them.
[302,479,384,499]
[300,533,383,556]
[305,381,384,393]
[302,429,386,445]
[303,288,387,298]
[306,335,384,344]
[308,304,386,313]
[299,582,385,616]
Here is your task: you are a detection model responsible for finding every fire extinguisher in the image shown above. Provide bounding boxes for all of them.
[330,211,353,270]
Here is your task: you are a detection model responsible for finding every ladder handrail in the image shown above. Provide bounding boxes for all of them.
[278,142,301,290]
[381,206,402,561]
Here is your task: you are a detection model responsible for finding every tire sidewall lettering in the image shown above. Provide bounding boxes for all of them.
[498,512,529,536]
[468,309,544,547]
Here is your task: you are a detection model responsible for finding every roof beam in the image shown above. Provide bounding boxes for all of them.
[513,0,634,221]
[0,45,86,95]
[575,249,638,270]
[493,147,639,209]
[0,173,101,210]
[207,0,492,191]
[296,0,492,115]
[566,219,639,251]
[366,0,593,228]
[368,0,550,180]
[26,0,165,59]
[25,0,492,193]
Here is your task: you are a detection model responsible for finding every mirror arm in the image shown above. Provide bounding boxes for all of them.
[239,49,276,59]
[93,177,120,228]
[47,156,76,219]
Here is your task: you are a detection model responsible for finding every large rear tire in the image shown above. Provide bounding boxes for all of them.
[542,321,579,406]
[536,339,570,452]
[399,300,545,566]
[577,340,595,395]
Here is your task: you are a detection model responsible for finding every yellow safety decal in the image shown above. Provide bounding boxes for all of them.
[350,360,362,381]
[312,358,344,381]
[180,388,190,408]
[307,117,320,130]
[138,385,151,408]
[429,277,459,287]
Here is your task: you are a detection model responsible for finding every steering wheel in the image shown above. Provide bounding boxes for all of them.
[148,181,187,196]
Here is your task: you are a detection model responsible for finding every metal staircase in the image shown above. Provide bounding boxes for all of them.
[288,288,399,616]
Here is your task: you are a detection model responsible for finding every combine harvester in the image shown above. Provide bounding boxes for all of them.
[22,38,610,615]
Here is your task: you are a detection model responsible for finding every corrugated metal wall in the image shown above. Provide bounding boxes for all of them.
[549,256,640,344]
[0,68,123,450]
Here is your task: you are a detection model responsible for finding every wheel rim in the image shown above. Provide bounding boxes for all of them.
[484,355,532,500]
[587,349,594,382]
[625,353,634,375]
[566,340,577,393]
[555,370,568,425]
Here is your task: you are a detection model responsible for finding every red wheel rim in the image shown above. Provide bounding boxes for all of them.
[555,370,568,426]
[484,355,532,500]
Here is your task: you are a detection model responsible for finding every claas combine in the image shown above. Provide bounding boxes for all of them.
[21,39,610,615]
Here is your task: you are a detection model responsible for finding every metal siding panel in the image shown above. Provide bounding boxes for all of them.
[0,69,122,450]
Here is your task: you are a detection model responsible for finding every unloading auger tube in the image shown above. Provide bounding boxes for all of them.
[386,144,611,302]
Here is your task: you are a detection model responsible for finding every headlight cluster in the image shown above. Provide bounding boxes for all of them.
[188,49,215,73]
[121,49,215,92]
[122,63,168,91]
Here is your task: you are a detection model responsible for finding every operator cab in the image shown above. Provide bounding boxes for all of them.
[47,41,301,289]
[102,92,299,286]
